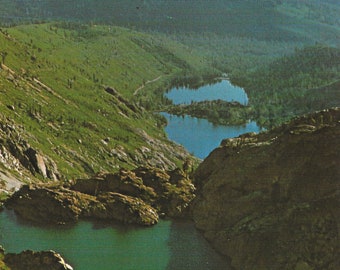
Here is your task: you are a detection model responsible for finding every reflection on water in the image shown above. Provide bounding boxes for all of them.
[0,210,230,270]
[161,113,261,159]
[166,220,230,270]
[166,80,248,105]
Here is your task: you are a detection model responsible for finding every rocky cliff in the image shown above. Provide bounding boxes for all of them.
[192,108,339,270]
[5,166,195,226]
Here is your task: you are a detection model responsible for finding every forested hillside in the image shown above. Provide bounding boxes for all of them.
[0,0,339,45]
[240,45,340,127]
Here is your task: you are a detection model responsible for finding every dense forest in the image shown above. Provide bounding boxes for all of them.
[0,0,339,43]
[236,45,340,127]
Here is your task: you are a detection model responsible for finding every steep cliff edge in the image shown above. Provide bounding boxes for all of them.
[192,108,339,270]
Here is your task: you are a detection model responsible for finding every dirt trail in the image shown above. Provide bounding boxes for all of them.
[133,75,162,96]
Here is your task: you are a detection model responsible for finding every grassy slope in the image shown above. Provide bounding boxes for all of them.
[0,23,210,180]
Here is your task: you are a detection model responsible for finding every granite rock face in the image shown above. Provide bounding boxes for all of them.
[5,166,195,226]
[192,108,340,270]
[0,118,61,182]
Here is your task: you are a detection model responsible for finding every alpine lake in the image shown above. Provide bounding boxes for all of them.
[163,79,261,158]
[1,79,261,269]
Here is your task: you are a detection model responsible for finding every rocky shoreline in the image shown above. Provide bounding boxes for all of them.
[1,109,339,270]
[1,166,195,269]
[5,166,195,226]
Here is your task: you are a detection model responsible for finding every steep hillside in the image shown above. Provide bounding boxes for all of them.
[240,45,340,127]
[192,108,339,270]
[0,23,209,193]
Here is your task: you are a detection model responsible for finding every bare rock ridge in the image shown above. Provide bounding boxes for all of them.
[192,108,340,270]
[5,166,195,226]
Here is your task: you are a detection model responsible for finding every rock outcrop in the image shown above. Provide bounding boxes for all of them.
[192,108,340,270]
[5,183,158,226]
[0,116,61,184]
[5,184,96,224]
[2,249,73,270]
[5,166,195,226]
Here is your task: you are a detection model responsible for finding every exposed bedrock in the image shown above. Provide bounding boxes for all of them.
[192,108,340,270]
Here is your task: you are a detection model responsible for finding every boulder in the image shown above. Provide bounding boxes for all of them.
[192,108,340,270]
[5,184,158,226]
[5,184,94,224]
[4,250,73,270]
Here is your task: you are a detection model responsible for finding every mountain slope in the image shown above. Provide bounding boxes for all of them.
[236,45,340,127]
[0,23,208,191]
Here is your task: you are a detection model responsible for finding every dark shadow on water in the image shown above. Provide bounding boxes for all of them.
[87,217,151,234]
[166,220,232,270]
[2,209,78,230]
[3,209,146,234]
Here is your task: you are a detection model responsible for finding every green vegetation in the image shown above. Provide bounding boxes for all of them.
[239,45,340,127]
[0,23,211,179]
[164,100,254,126]
[0,0,338,178]
[0,253,9,270]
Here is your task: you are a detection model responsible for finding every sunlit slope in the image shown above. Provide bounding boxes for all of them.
[0,23,207,180]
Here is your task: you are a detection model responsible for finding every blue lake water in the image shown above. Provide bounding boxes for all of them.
[162,113,261,159]
[166,80,248,105]
[163,79,261,159]
[0,210,230,270]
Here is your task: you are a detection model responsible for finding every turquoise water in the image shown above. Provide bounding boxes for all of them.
[166,80,248,105]
[0,210,229,270]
